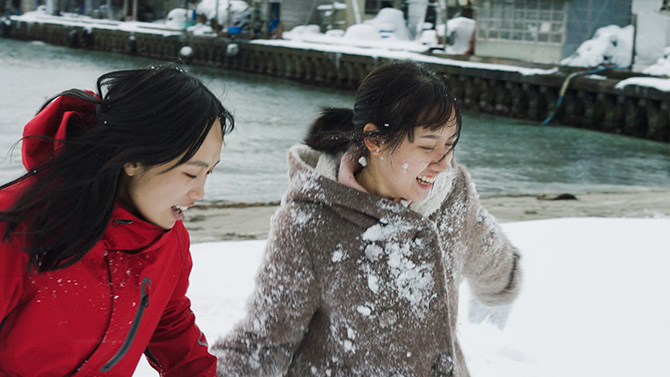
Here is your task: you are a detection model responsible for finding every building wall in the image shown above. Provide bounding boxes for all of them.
[279,0,332,31]
[632,0,663,14]
[474,0,633,63]
[474,0,568,63]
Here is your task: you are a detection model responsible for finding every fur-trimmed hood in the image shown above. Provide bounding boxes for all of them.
[285,144,456,218]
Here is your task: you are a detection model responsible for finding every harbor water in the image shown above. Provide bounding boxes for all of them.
[1,38,669,203]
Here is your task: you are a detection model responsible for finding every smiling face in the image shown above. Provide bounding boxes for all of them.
[119,121,223,229]
[356,121,459,204]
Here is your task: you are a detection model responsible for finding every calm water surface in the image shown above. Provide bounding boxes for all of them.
[1,38,669,203]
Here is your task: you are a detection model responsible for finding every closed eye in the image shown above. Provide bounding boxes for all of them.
[184,173,197,179]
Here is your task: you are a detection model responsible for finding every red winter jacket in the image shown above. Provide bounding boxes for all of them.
[0,94,217,376]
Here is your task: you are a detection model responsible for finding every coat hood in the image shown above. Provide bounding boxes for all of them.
[22,92,97,171]
[285,144,455,222]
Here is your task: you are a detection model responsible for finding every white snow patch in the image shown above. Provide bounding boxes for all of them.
[367,274,380,293]
[356,305,372,316]
[561,25,634,68]
[643,47,670,76]
[331,249,344,262]
[615,77,670,92]
[364,244,383,261]
[195,0,250,29]
[343,339,356,353]
[362,222,414,242]
[435,17,476,55]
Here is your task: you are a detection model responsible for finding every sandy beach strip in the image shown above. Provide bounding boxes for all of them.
[183,191,669,243]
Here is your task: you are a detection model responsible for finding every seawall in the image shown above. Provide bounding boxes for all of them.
[3,15,669,143]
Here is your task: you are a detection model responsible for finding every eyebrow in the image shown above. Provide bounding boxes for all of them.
[186,160,220,168]
[418,134,458,141]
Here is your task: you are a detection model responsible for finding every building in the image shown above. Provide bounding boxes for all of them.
[632,0,670,71]
[473,0,633,63]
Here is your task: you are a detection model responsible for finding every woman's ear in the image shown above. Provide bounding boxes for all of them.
[363,123,383,155]
[123,162,142,177]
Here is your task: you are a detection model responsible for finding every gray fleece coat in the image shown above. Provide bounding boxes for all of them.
[213,144,522,377]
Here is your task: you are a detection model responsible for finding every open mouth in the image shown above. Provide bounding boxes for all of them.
[416,175,436,187]
[171,205,189,215]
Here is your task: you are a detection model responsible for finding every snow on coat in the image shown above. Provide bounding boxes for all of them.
[213,144,522,377]
[0,94,216,376]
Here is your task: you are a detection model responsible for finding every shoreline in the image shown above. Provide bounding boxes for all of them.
[183,190,670,243]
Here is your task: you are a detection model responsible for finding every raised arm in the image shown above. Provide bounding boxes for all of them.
[459,172,522,306]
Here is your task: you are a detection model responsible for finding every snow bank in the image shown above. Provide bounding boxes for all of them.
[128,218,670,377]
[643,46,670,76]
[195,0,250,30]
[615,76,670,92]
[282,8,430,53]
[561,25,634,68]
[435,17,475,55]
[165,8,194,29]
[362,7,411,40]
[252,38,557,76]
[282,23,430,53]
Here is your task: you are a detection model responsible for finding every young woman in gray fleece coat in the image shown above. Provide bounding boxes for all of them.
[213,60,522,377]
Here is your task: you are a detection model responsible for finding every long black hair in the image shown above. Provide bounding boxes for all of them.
[304,60,461,154]
[0,64,234,272]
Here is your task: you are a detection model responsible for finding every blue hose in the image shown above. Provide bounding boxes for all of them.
[542,64,616,125]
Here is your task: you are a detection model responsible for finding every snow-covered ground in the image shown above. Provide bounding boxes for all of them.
[133,217,670,377]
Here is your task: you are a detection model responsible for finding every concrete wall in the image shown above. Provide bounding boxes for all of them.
[475,39,564,63]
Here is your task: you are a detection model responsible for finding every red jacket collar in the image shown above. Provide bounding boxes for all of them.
[103,204,174,253]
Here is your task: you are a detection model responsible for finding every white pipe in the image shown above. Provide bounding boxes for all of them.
[407,0,428,40]
[350,0,361,24]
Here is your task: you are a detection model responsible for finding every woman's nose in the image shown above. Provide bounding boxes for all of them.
[189,182,206,201]
[430,152,451,172]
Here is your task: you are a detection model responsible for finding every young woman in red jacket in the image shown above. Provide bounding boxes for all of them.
[0,65,234,376]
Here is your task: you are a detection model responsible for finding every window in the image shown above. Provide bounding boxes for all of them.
[476,0,566,44]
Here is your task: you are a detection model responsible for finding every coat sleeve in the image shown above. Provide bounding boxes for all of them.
[458,168,522,306]
[144,230,217,377]
[212,204,320,377]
